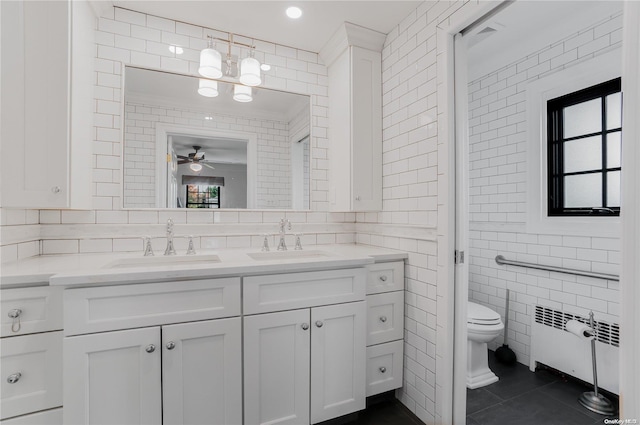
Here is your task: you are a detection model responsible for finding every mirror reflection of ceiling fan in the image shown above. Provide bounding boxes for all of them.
[177,146,215,171]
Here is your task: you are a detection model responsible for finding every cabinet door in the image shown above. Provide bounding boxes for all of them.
[0,1,70,208]
[310,301,366,424]
[162,318,242,425]
[350,46,382,212]
[64,327,162,425]
[244,310,311,425]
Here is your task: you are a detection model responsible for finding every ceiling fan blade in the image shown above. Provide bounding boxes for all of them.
[177,155,189,160]
[177,160,189,164]
[203,163,215,170]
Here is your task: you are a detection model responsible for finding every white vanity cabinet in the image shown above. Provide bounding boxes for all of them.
[0,0,93,209]
[243,269,367,425]
[0,286,63,424]
[62,278,242,425]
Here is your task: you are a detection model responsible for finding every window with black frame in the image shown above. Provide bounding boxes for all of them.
[547,77,622,216]
[186,184,221,208]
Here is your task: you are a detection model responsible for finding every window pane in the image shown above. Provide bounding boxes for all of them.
[607,171,620,207]
[607,131,621,168]
[563,98,602,138]
[564,173,602,208]
[606,92,622,130]
[563,135,602,173]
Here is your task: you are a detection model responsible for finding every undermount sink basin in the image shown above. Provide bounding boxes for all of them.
[104,254,221,269]
[247,250,333,261]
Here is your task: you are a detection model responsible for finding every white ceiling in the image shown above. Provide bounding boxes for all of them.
[466,1,624,81]
[111,1,423,52]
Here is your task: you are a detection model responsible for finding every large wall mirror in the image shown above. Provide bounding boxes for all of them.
[123,66,311,209]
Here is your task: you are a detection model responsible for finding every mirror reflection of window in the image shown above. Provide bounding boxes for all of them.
[186,185,220,209]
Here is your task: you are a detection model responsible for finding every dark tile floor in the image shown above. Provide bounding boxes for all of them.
[467,350,619,425]
[319,392,423,425]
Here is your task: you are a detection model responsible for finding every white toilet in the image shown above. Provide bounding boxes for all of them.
[467,302,504,389]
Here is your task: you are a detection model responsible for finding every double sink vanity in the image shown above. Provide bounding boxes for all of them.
[1,242,406,425]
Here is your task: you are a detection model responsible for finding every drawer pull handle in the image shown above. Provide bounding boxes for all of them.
[379,316,387,323]
[145,344,156,353]
[315,321,324,328]
[7,373,21,384]
[51,186,61,194]
[301,323,309,331]
[379,275,388,282]
[8,309,22,332]
[166,341,175,350]
[379,367,386,373]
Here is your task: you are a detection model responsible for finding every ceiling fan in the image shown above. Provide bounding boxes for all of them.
[177,146,215,171]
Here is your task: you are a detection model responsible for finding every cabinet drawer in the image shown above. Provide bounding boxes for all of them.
[366,340,403,397]
[0,332,63,420]
[0,286,63,337]
[244,268,366,315]
[366,291,404,346]
[64,278,241,336]
[0,408,62,424]
[365,262,404,294]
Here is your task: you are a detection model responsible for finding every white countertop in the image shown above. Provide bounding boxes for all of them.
[0,244,407,288]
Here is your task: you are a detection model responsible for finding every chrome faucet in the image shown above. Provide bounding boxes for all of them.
[143,236,154,256]
[164,218,177,256]
[277,218,291,251]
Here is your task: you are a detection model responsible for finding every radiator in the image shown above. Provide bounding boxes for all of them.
[530,305,619,394]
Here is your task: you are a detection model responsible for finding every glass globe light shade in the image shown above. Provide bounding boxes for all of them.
[233,84,253,103]
[198,79,219,97]
[190,163,203,172]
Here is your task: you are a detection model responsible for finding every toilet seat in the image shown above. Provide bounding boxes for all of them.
[467,302,501,326]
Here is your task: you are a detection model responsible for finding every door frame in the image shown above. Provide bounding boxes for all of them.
[446,1,640,422]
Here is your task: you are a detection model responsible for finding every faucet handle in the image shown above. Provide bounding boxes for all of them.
[186,235,196,255]
[294,234,303,251]
[262,234,270,252]
[143,236,154,256]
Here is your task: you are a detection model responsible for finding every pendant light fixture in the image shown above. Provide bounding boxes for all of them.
[197,79,219,97]
[198,38,222,79]
[190,163,203,172]
[239,51,261,87]
[233,84,253,102]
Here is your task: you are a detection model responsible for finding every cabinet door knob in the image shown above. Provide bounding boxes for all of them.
[7,372,21,384]
[51,186,61,194]
[315,320,324,328]
[166,341,175,350]
[379,367,386,373]
[145,344,156,353]
[379,316,387,323]
[379,275,388,282]
[8,309,22,332]
[355,196,361,201]
[301,323,309,331]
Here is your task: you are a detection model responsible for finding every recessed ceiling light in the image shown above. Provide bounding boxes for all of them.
[260,64,271,71]
[286,6,302,19]
[169,45,183,55]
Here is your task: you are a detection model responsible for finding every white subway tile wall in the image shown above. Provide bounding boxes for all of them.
[467,12,622,366]
[353,1,485,422]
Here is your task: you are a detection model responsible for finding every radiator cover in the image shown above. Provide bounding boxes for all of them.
[530,305,619,394]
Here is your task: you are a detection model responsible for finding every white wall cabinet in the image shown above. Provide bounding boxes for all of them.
[244,302,366,425]
[64,318,242,425]
[322,23,385,212]
[0,0,93,209]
